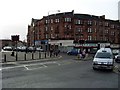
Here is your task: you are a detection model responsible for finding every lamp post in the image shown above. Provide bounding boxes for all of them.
[48,10,60,39]
[47,10,60,55]
[33,23,35,52]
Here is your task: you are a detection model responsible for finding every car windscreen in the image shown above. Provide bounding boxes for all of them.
[95,52,113,59]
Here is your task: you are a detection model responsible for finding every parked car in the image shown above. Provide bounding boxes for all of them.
[27,47,35,52]
[112,49,119,55]
[13,46,27,52]
[92,48,114,71]
[67,49,80,55]
[115,53,120,63]
[36,47,44,52]
[3,46,13,51]
[20,46,27,52]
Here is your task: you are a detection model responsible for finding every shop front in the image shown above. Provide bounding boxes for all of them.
[74,43,98,54]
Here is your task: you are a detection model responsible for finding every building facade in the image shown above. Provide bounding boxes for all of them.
[27,11,120,47]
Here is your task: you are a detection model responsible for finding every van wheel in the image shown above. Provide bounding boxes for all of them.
[109,68,113,71]
[93,67,97,70]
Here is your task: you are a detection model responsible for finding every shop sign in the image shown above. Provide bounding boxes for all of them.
[77,43,98,47]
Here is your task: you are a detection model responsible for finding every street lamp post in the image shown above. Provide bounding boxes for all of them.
[33,23,35,52]
[47,10,60,55]
[48,10,60,39]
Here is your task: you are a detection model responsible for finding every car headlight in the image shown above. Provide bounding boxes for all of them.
[93,61,98,64]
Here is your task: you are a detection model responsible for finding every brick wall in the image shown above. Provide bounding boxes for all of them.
[27,11,120,46]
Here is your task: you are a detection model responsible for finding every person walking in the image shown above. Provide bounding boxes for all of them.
[82,49,86,59]
[50,48,53,57]
[79,49,82,59]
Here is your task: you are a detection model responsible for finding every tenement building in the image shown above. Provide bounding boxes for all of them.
[27,11,120,48]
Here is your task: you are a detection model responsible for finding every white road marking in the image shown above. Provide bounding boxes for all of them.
[1,61,62,71]
[24,65,29,70]
[42,64,47,67]
[56,63,61,66]
[24,64,47,70]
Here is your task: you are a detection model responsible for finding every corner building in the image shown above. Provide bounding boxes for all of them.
[27,11,120,47]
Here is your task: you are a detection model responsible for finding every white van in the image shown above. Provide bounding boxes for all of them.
[92,48,114,70]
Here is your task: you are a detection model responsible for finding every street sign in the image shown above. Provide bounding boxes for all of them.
[11,35,19,41]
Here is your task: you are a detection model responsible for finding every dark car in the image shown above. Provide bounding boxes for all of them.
[36,47,44,52]
[27,47,35,52]
[67,49,80,55]
[115,54,120,63]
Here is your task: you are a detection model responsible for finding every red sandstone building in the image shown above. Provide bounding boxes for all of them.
[27,11,120,47]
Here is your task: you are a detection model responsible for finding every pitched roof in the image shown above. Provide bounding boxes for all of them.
[74,14,100,20]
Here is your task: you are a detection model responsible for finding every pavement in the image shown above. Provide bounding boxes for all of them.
[1,51,52,62]
[1,52,93,65]
[1,51,62,63]
[1,55,62,66]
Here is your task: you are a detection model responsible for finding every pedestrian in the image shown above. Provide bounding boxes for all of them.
[82,49,86,58]
[79,49,82,59]
[50,48,53,57]
[55,50,58,57]
[55,49,60,56]
[25,47,28,53]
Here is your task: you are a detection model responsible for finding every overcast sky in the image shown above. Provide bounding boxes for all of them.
[0,0,119,41]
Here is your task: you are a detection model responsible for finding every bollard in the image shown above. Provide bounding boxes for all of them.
[39,52,41,59]
[32,53,34,60]
[77,54,81,60]
[50,52,52,57]
[11,51,14,56]
[4,54,6,62]
[77,54,79,59]
[47,51,49,56]
[24,53,26,60]
[45,52,46,58]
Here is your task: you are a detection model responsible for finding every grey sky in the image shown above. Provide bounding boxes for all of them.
[0,0,119,41]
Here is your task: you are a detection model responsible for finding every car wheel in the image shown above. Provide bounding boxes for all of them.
[67,53,69,55]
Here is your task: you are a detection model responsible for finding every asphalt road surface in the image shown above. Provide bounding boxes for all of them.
[1,53,119,88]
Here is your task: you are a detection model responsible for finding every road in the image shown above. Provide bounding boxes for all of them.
[1,53,119,88]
